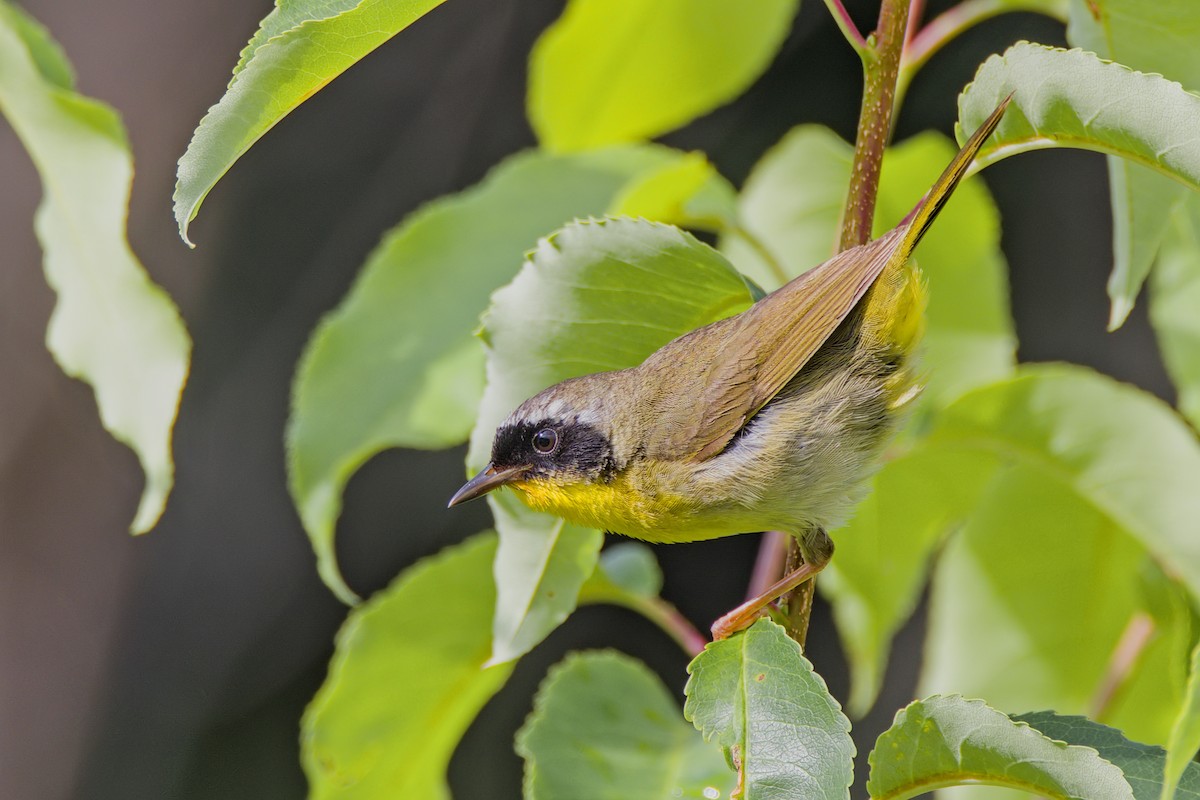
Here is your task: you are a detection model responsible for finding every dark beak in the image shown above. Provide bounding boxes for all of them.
[447,463,528,508]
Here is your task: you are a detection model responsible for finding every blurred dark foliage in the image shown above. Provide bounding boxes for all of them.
[0,1,1168,798]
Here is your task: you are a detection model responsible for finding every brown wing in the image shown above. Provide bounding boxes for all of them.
[686,228,906,461]
[679,95,1012,462]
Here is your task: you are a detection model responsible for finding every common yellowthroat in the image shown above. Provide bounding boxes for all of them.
[451,98,1010,639]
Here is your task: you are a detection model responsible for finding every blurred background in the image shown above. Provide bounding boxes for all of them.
[0,1,1172,798]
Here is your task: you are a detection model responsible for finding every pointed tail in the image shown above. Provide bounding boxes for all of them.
[898,94,1011,257]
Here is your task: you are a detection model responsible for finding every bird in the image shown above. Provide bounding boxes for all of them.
[450,97,1010,640]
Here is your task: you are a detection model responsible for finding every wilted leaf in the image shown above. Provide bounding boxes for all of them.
[174,0,447,243]
[867,696,1134,800]
[468,217,758,663]
[302,532,511,799]
[528,0,799,152]
[0,2,190,533]
[518,651,733,799]
[684,618,855,800]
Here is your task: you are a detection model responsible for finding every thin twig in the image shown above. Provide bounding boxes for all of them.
[1091,611,1157,721]
[839,0,912,251]
[628,595,709,658]
[822,0,870,57]
[732,225,791,287]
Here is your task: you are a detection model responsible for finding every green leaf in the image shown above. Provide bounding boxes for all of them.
[1011,711,1200,800]
[1150,197,1200,428]
[302,532,512,799]
[174,0,447,244]
[518,651,734,800]
[288,146,706,604]
[957,43,1200,193]
[0,2,190,534]
[1163,645,1200,800]
[608,151,738,230]
[819,448,1000,717]
[589,542,664,599]
[528,0,799,152]
[866,696,1135,800]
[684,618,855,800]
[928,364,1200,603]
[920,466,1186,745]
[468,217,759,663]
[1066,0,1200,329]
[722,126,1015,409]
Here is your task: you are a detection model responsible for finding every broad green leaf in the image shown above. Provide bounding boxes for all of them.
[1150,198,1200,428]
[722,126,1015,409]
[468,217,758,663]
[957,44,1200,194]
[528,0,799,152]
[1066,0,1200,328]
[608,151,738,230]
[517,651,734,800]
[819,448,1000,717]
[0,2,190,534]
[920,466,1185,745]
[288,146,711,604]
[1163,645,1200,800]
[684,618,855,800]
[927,364,1200,603]
[174,0,447,244]
[866,696,1134,800]
[1012,711,1200,800]
[302,532,512,799]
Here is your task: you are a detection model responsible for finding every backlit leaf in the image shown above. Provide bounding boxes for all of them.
[174,0,448,244]
[528,0,799,152]
[0,2,190,534]
[302,532,511,799]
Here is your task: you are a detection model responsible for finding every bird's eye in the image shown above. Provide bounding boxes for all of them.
[532,428,558,454]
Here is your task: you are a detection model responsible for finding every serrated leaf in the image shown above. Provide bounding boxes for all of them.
[684,619,855,800]
[517,651,734,800]
[301,532,512,799]
[1163,645,1200,800]
[0,2,190,534]
[819,448,1000,717]
[957,43,1200,195]
[288,146,709,604]
[1011,711,1200,800]
[174,0,447,244]
[528,0,799,152]
[722,126,1015,409]
[1065,0,1200,329]
[468,217,758,663]
[1150,197,1200,428]
[866,696,1134,800]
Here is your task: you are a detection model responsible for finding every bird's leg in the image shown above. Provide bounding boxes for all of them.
[711,528,834,641]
